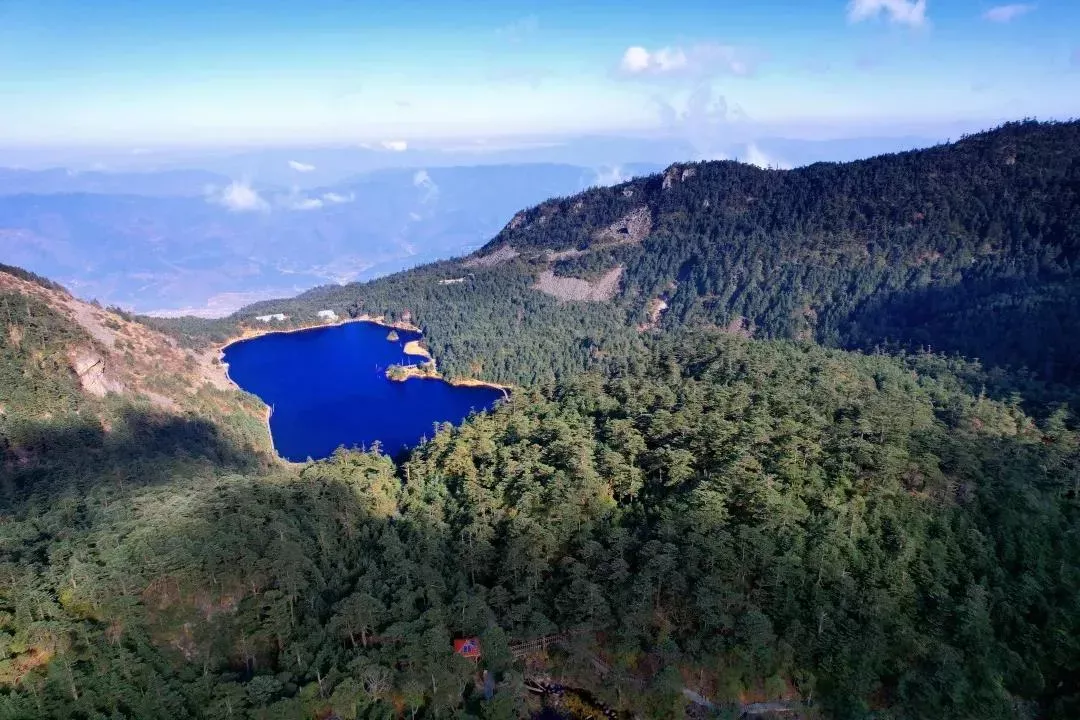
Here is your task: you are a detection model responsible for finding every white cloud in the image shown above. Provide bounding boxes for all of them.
[848,0,928,28]
[209,180,270,213]
[619,43,753,78]
[322,192,354,205]
[279,190,355,211]
[593,166,629,187]
[413,170,439,203]
[655,83,748,161]
[381,140,408,152]
[288,159,316,173]
[983,3,1035,22]
[290,197,324,210]
[742,143,790,170]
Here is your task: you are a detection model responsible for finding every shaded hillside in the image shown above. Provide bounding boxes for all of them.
[0,264,272,475]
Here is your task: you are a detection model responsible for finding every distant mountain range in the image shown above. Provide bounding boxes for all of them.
[0,163,660,316]
[0,132,947,317]
[0,133,946,186]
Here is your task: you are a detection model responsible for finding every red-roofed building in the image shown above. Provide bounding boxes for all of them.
[453,637,481,660]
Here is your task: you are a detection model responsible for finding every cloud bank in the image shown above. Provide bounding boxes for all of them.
[592,166,630,187]
[655,83,747,161]
[381,140,408,152]
[281,190,356,211]
[619,43,755,78]
[848,0,928,28]
[288,160,316,173]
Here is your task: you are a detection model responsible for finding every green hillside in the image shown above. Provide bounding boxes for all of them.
[3,121,1080,719]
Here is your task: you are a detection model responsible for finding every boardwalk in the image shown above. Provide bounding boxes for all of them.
[509,631,575,659]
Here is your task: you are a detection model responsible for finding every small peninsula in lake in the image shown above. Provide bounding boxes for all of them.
[222,321,504,461]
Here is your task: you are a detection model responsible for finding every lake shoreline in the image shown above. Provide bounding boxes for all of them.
[387,364,512,397]
[218,315,509,395]
[218,314,420,356]
[218,316,510,457]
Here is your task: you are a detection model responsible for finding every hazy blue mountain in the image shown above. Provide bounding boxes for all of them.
[0,133,945,184]
[0,162,660,315]
[0,167,229,196]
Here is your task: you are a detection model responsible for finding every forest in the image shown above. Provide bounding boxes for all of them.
[2,121,1079,719]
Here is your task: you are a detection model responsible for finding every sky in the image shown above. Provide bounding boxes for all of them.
[0,0,1078,147]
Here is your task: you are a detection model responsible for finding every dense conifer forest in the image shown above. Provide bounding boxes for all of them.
[3,121,1080,718]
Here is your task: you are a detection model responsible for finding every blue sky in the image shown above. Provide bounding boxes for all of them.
[0,0,1077,146]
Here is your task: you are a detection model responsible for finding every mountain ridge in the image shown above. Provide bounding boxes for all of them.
[187,120,1080,395]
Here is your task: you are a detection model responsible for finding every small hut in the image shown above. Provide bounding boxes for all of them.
[453,637,481,661]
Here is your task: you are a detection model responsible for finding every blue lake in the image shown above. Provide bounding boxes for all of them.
[222,321,505,462]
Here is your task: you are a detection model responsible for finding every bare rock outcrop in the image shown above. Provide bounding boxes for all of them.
[68,347,125,398]
[463,245,520,268]
[593,206,652,246]
[545,248,586,262]
[0,268,237,406]
[637,297,669,331]
[532,266,623,302]
[662,163,697,190]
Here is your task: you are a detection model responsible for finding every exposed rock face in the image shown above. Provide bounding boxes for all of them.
[0,268,236,405]
[463,244,520,268]
[720,316,754,338]
[532,266,624,302]
[662,163,697,190]
[546,248,586,262]
[662,167,678,190]
[638,297,669,332]
[68,347,125,398]
[593,206,652,246]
